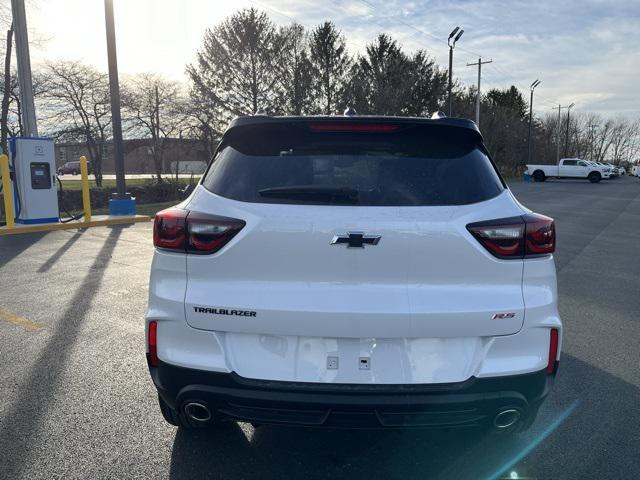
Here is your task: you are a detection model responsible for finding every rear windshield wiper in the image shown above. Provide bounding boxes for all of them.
[258,186,359,204]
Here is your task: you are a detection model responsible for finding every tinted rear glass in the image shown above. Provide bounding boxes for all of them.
[202,123,504,206]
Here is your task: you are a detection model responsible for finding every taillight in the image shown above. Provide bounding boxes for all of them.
[153,208,186,250]
[547,328,559,374]
[148,321,158,368]
[153,208,245,254]
[466,213,555,259]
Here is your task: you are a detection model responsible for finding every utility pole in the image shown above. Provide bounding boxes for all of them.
[104,0,126,199]
[154,84,161,180]
[155,85,160,141]
[527,80,541,165]
[556,105,561,164]
[466,57,492,127]
[447,27,464,117]
[587,123,599,161]
[564,103,575,157]
[553,104,572,164]
[11,0,37,136]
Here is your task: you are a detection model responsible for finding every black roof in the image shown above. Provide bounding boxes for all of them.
[226,115,480,136]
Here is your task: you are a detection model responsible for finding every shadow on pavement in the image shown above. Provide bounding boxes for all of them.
[0,232,47,269]
[0,227,123,479]
[168,354,640,480]
[37,229,85,272]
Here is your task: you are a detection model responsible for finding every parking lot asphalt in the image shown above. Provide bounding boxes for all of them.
[1,176,639,480]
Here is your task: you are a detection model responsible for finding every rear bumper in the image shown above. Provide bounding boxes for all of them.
[150,360,556,428]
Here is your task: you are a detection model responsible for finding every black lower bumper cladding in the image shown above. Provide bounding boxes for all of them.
[151,360,554,428]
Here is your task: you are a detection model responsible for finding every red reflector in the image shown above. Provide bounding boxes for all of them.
[309,123,400,133]
[547,328,559,374]
[148,321,158,368]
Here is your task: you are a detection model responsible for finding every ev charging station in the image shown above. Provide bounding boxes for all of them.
[9,137,59,224]
[0,0,148,236]
[0,141,149,236]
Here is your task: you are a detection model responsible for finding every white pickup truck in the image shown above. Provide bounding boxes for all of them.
[526,158,610,183]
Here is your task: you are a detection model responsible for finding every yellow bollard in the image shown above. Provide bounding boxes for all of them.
[0,154,15,228]
[79,155,91,222]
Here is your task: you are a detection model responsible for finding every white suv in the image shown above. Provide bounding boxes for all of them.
[146,115,561,433]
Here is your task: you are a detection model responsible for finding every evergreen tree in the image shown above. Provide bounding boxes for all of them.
[186,8,284,120]
[309,22,351,114]
[278,23,314,115]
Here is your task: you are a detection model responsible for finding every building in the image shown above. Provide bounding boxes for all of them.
[55,138,210,174]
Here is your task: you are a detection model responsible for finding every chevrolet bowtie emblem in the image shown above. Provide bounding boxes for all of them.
[331,232,381,248]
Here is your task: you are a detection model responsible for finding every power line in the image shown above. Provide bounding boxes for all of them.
[487,63,559,107]
[349,0,565,108]
[354,0,485,57]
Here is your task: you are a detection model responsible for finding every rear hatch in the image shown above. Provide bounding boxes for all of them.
[184,118,525,340]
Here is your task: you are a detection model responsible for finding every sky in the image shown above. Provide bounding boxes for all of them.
[21,0,640,116]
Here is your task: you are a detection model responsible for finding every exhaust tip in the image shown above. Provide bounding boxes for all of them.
[184,402,212,422]
[493,408,522,429]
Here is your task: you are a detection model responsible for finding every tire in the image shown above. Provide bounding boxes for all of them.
[533,170,546,182]
[157,394,212,429]
[588,172,601,183]
[72,170,78,176]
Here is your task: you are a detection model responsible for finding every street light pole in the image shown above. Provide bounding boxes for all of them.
[526,80,541,165]
[104,0,126,199]
[447,27,463,117]
[564,103,575,157]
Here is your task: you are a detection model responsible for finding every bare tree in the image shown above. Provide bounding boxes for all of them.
[182,96,222,161]
[41,61,111,186]
[122,73,186,182]
[591,117,615,163]
[607,117,640,165]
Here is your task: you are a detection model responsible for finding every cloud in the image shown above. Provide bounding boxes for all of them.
[26,0,640,116]
[271,0,640,115]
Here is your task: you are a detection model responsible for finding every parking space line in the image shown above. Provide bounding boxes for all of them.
[0,308,43,332]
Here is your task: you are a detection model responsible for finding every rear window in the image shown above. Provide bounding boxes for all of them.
[202,122,505,206]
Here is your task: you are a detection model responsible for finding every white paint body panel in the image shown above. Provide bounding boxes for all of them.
[146,185,562,385]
